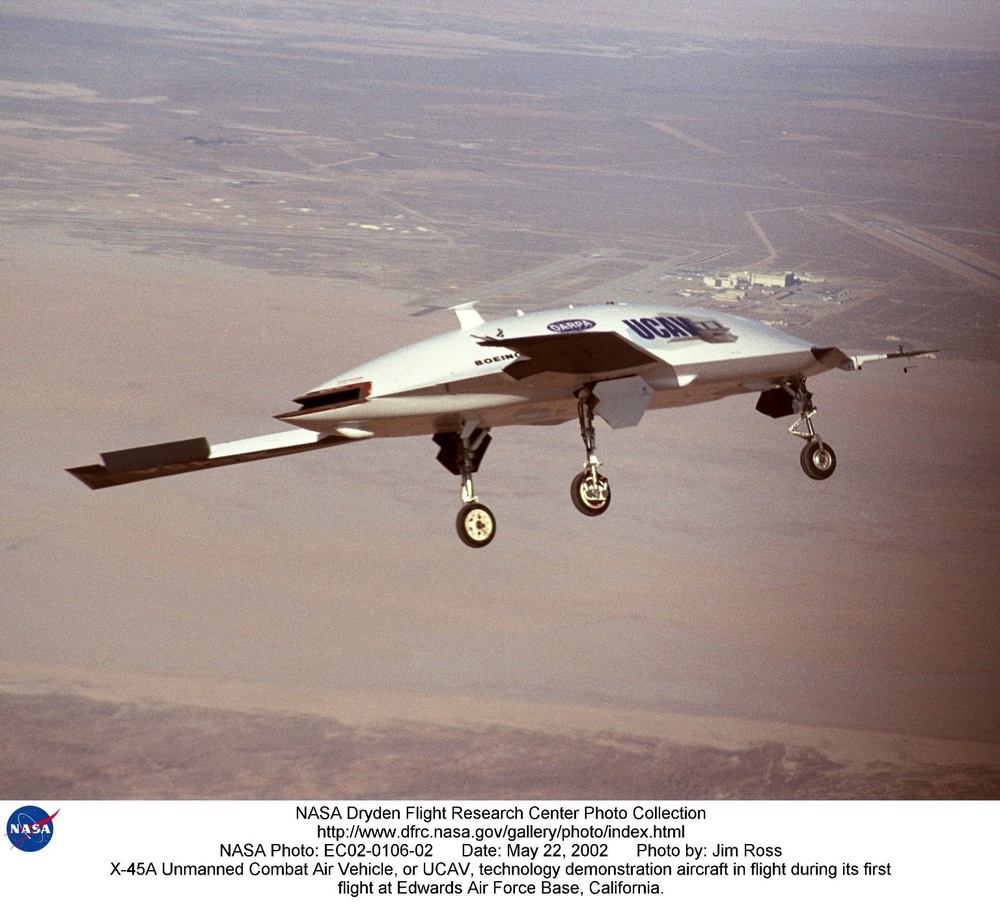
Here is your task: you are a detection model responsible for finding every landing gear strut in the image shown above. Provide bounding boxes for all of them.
[571,389,611,515]
[434,423,496,547]
[787,381,837,481]
[756,377,838,480]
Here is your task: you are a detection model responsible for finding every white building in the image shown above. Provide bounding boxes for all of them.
[703,274,740,289]
[752,271,795,288]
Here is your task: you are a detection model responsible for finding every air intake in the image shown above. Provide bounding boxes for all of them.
[291,381,371,411]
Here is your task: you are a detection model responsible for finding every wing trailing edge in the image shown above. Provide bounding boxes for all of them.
[66,428,358,490]
[812,346,939,371]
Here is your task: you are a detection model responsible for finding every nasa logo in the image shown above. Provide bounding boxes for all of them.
[547,319,596,333]
[7,805,58,852]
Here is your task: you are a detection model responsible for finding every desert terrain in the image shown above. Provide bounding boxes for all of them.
[1,2,998,799]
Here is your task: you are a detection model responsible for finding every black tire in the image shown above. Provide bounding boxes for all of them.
[800,440,837,480]
[571,470,611,516]
[456,502,496,547]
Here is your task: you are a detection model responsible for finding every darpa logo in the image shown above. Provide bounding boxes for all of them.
[547,319,596,333]
[7,805,58,853]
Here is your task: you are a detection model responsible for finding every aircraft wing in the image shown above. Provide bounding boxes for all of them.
[811,345,939,371]
[478,330,660,379]
[66,428,362,489]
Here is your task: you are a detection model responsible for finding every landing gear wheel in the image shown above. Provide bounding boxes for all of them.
[800,441,837,480]
[456,503,496,548]
[571,471,611,516]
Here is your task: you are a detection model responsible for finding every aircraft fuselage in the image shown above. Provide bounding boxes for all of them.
[278,303,826,439]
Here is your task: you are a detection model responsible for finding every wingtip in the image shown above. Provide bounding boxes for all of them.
[65,465,109,489]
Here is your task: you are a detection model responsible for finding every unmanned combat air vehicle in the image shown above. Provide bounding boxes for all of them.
[68,301,933,546]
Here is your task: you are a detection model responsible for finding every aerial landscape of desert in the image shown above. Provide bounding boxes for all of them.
[2,1,999,800]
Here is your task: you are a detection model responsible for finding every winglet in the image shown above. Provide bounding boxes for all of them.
[449,300,484,330]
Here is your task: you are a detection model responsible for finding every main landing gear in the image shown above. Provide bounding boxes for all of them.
[798,437,837,480]
[434,394,615,546]
[757,378,837,480]
[434,423,496,548]
[571,389,611,516]
[788,384,837,480]
[757,377,837,480]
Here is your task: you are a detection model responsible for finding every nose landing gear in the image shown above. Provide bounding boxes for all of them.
[572,390,611,516]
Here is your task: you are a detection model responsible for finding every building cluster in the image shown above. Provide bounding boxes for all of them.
[704,271,796,290]
[702,271,797,303]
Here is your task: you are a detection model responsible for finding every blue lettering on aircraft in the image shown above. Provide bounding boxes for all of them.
[547,319,596,333]
[622,316,700,341]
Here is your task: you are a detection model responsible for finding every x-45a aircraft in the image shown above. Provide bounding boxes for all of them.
[68,301,934,547]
